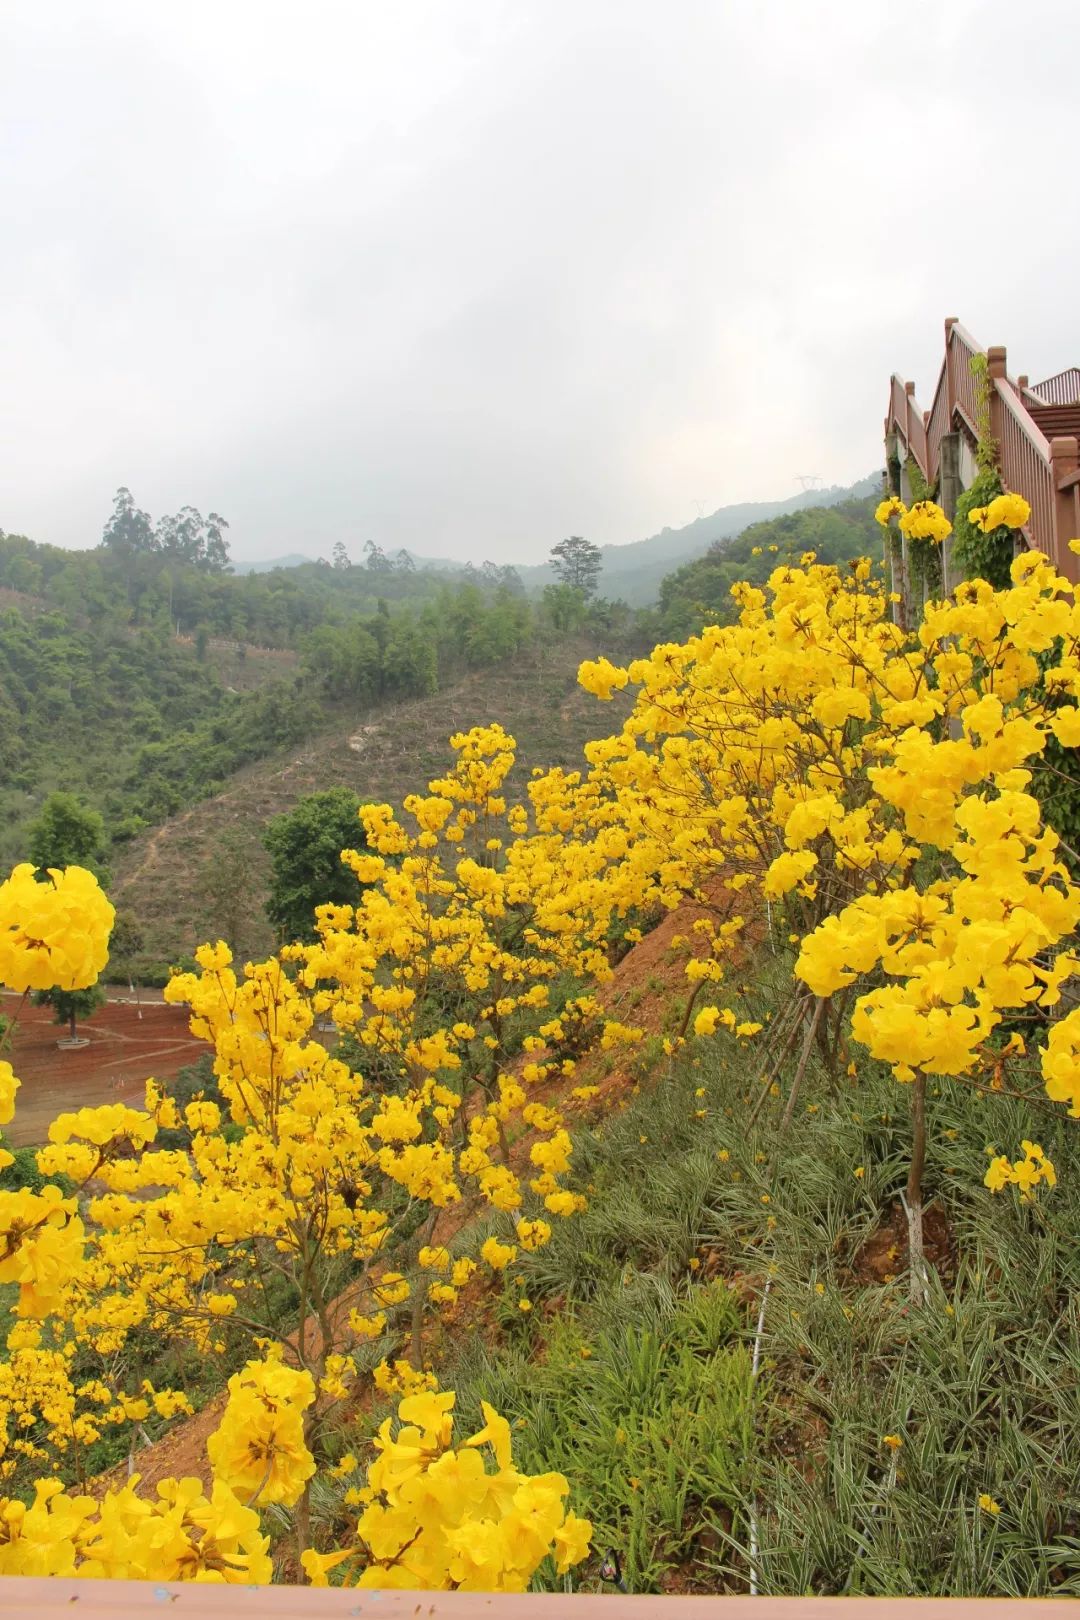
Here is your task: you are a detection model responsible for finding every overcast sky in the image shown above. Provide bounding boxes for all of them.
[2,1,1077,565]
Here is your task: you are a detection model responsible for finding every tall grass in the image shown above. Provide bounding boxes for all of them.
[330,974,1080,1594]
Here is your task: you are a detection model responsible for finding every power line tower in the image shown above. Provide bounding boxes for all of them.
[794,474,822,491]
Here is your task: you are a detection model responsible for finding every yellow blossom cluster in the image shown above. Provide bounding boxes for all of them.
[984,1140,1056,1198]
[575,530,1080,1173]
[898,499,952,545]
[875,494,952,544]
[969,493,1032,533]
[0,863,113,994]
[0,1368,588,1590]
[207,1356,317,1506]
[0,1476,271,1583]
[302,1390,591,1590]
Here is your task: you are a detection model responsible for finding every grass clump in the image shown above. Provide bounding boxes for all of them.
[322,957,1080,1595]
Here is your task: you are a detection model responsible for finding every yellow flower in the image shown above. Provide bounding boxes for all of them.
[978,1492,1001,1515]
[0,863,114,992]
[899,499,951,544]
[206,1358,317,1507]
[515,1218,551,1253]
[882,1434,903,1450]
[694,1006,721,1037]
[978,493,1030,532]
[480,1236,518,1271]
[875,496,906,526]
[0,1061,20,1127]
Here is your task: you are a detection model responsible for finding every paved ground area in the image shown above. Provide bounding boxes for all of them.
[2,995,208,1146]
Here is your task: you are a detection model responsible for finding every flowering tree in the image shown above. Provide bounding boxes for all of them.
[0,488,1078,1582]
[578,494,1080,1296]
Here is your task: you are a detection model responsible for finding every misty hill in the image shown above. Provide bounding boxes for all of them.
[511,475,880,606]
[226,477,879,603]
[0,517,638,878]
[657,489,883,636]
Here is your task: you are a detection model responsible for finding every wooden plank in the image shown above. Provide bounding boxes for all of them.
[2,1583,1079,1620]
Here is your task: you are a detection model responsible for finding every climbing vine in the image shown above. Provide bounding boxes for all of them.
[953,469,1011,588]
[952,356,1014,589]
[971,352,999,474]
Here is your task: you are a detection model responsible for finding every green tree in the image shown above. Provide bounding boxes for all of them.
[28,792,109,882]
[541,582,589,633]
[264,788,368,944]
[102,487,155,558]
[363,540,391,573]
[40,984,107,1045]
[107,911,146,986]
[549,535,602,599]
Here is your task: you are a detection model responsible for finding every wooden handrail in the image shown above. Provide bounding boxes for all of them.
[6,1582,1080,1617]
[995,377,1051,458]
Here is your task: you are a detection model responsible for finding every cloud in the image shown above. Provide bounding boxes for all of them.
[2,0,1077,562]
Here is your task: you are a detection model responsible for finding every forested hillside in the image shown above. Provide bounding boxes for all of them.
[109,632,637,973]
[0,520,637,872]
[2,479,880,969]
[657,491,882,635]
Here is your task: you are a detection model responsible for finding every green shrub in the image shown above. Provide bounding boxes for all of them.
[0,1144,73,1198]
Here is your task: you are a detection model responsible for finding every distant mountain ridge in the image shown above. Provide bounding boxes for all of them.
[510,475,880,606]
[228,475,881,603]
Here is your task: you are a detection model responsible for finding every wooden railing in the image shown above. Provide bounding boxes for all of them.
[8,1583,1080,1618]
[925,363,950,486]
[884,318,1080,579]
[994,371,1055,567]
[1029,366,1080,406]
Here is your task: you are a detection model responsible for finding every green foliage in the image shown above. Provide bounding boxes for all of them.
[34,982,106,1038]
[658,497,882,637]
[1028,646,1080,866]
[26,792,109,882]
[102,487,231,573]
[905,455,933,503]
[970,353,999,475]
[196,828,262,957]
[0,1145,73,1199]
[541,583,590,633]
[952,469,1014,589]
[263,787,368,944]
[450,1303,754,1593]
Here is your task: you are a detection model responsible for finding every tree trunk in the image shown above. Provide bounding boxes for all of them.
[906,1073,928,1306]
[295,1480,311,1570]
[69,1009,77,1042]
